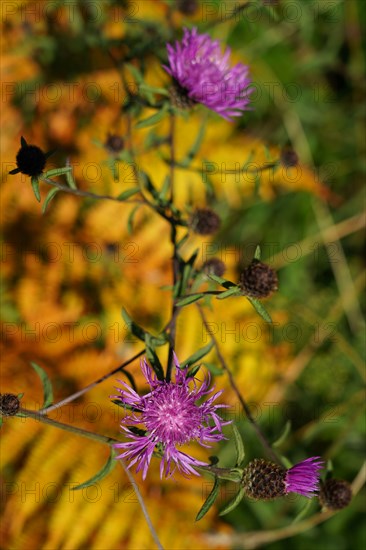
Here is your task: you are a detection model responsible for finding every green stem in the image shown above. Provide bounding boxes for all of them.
[17,407,119,446]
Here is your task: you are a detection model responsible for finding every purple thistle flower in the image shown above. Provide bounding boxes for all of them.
[111,353,230,480]
[285,456,324,498]
[164,27,253,121]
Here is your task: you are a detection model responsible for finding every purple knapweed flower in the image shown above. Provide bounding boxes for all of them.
[111,353,230,480]
[164,27,252,121]
[243,457,324,500]
[285,456,324,497]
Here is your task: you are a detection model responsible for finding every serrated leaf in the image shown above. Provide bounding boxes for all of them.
[182,341,214,368]
[246,296,272,323]
[176,294,205,307]
[117,187,140,200]
[196,476,220,521]
[121,308,146,341]
[273,420,291,449]
[31,176,41,202]
[42,187,59,213]
[219,486,245,516]
[127,205,141,234]
[254,245,261,260]
[72,448,117,490]
[30,362,53,408]
[135,106,168,129]
[217,287,241,299]
[232,424,245,467]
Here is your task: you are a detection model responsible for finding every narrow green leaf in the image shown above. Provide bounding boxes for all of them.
[217,287,241,299]
[135,106,168,129]
[201,362,223,375]
[176,233,189,250]
[254,245,261,260]
[0,417,3,428]
[31,176,41,202]
[208,274,237,289]
[196,476,220,521]
[117,187,140,200]
[44,167,73,177]
[159,175,171,201]
[182,341,214,368]
[273,420,291,449]
[65,167,77,189]
[121,308,146,341]
[30,362,53,408]
[144,334,164,380]
[127,205,141,234]
[246,296,272,323]
[72,448,117,490]
[219,486,245,516]
[176,294,205,307]
[42,188,59,214]
[125,62,144,84]
[292,497,314,524]
[139,83,169,96]
[180,119,207,167]
[232,424,245,467]
[140,171,160,200]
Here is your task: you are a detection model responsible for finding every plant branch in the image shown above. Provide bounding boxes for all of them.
[197,304,281,463]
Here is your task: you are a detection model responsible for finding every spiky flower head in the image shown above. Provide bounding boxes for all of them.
[164,27,252,121]
[239,259,278,298]
[319,479,352,510]
[9,136,53,177]
[190,207,221,235]
[111,354,230,480]
[0,393,20,416]
[242,457,324,500]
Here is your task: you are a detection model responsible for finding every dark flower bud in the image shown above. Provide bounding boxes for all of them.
[105,133,124,154]
[9,136,52,177]
[202,258,226,277]
[280,147,299,168]
[319,479,352,510]
[239,259,278,298]
[169,80,196,110]
[0,393,21,416]
[176,0,199,15]
[190,208,221,235]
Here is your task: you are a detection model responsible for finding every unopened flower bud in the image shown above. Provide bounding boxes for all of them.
[239,259,278,298]
[319,479,352,510]
[202,258,226,277]
[0,393,21,416]
[105,133,124,154]
[190,208,221,235]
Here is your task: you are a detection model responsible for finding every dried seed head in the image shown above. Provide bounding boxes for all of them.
[239,259,278,298]
[242,459,286,500]
[0,393,21,416]
[190,208,221,235]
[319,479,352,510]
